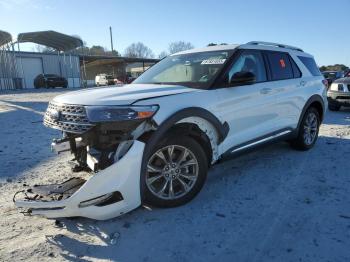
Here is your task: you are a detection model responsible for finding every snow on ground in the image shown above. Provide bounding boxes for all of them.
[0,88,350,262]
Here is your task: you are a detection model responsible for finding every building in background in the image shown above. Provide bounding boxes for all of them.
[14,51,80,89]
[0,30,83,90]
[81,55,158,86]
[0,30,159,90]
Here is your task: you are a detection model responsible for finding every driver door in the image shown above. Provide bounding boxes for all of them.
[215,49,280,153]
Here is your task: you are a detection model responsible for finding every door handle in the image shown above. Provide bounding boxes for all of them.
[260,88,272,94]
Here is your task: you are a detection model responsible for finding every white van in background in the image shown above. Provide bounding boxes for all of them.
[95,74,115,86]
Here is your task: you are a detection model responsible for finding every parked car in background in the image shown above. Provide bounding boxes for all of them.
[345,70,350,77]
[327,77,350,111]
[322,71,344,86]
[126,76,136,84]
[113,77,124,85]
[34,74,68,89]
[95,74,115,86]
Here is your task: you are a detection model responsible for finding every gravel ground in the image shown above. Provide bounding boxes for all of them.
[0,88,350,262]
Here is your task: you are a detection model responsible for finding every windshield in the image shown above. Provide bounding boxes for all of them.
[134,50,235,89]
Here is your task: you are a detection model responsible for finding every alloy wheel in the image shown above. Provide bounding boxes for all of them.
[146,145,199,200]
[303,112,318,145]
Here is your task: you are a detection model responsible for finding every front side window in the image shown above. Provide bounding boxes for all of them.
[224,50,267,84]
[133,50,235,89]
[267,52,293,80]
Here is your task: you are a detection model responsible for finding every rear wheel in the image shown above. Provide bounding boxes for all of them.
[290,107,320,151]
[328,104,340,111]
[143,136,208,207]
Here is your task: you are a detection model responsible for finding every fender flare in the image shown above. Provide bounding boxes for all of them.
[296,94,325,132]
[139,107,229,201]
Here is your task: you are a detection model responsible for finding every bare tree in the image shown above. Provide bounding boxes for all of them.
[168,41,194,54]
[89,45,106,55]
[158,51,168,59]
[124,42,154,58]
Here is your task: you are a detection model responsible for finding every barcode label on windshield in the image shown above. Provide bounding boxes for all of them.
[201,59,226,65]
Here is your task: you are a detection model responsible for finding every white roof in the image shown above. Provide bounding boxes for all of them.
[171,41,311,57]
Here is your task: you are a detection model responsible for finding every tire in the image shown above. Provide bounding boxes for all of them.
[328,104,340,111]
[143,135,208,208]
[290,107,320,151]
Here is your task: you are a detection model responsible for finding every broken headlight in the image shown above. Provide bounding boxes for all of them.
[85,105,159,123]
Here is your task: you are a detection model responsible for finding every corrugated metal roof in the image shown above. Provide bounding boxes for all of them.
[17,30,83,51]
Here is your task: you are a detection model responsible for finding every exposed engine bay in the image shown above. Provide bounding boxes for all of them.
[50,119,154,172]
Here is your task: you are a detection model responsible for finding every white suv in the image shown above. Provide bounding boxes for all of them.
[15,41,327,220]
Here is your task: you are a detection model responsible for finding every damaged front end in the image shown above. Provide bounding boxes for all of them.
[14,101,157,220]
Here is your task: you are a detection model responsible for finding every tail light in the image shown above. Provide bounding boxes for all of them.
[322,79,329,90]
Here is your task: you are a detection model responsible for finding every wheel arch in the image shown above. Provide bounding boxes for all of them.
[296,94,325,132]
[139,107,229,202]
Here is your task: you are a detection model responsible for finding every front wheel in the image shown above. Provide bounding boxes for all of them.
[143,136,208,207]
[290,107,320,151]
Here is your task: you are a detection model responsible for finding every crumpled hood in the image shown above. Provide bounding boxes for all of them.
[53,84,199,105]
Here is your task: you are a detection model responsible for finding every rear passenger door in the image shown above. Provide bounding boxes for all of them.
[263,51,303,130]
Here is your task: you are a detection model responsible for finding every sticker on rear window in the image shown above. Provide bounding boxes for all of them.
[279,59,286,68]
[201,59,226,65]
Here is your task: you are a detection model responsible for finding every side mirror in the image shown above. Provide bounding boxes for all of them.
[230,71,256,86]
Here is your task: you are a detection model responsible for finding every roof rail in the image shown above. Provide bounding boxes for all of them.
[246,41,304,52]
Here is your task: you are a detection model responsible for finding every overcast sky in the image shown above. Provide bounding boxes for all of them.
[0,0,349,66]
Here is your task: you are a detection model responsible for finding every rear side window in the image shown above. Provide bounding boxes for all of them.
[298,56,322,76]
[266,52,294,80]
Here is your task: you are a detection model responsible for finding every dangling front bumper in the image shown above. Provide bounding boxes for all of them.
[14,141,145,220]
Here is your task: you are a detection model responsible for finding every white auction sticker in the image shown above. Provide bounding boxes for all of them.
[201,59,226,65]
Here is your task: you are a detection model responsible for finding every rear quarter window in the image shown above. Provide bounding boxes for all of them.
[298,56,322,76]
[266,52,294,80]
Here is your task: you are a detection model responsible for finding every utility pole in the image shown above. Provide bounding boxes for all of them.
[109,26,114,53]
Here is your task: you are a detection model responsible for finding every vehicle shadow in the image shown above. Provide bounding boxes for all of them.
[0,99,60,180]
[48,135,350,262]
